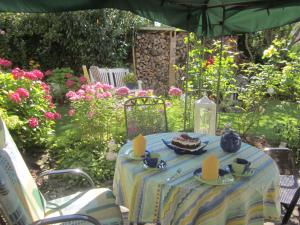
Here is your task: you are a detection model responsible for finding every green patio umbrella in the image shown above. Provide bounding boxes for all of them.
[1,0,300,37]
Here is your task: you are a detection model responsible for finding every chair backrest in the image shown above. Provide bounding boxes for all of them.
[89,66,111,84]
[124,97,168,139]
[264,147,297,175]
[0,118,45,225]
[89,66,129,87]
[110,68,129,88]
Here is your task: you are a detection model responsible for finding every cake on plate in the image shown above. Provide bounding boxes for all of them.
[171,134,201,150]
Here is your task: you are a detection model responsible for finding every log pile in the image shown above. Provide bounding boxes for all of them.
[134,28,188,95]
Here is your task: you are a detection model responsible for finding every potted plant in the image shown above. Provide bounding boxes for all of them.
[123,72,137,89]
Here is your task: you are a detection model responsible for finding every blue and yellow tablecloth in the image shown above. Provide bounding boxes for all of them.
[113,133,281,225]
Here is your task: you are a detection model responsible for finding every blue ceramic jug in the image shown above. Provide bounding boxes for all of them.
[220,125,241,153]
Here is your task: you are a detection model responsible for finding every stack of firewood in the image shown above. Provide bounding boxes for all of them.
[134,29,188,95]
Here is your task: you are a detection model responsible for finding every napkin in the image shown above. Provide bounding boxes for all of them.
[132,134,146,156]
[201,154,219,181]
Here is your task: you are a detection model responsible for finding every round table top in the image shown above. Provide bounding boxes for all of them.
[113,132,281,224]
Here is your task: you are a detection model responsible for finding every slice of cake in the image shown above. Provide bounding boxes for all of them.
[171,134,201,150]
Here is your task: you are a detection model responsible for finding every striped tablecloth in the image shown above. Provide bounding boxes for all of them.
[113,133,281,225]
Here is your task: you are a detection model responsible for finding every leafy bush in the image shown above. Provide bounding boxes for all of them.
[0,68,59,152]
[0,10,149,71]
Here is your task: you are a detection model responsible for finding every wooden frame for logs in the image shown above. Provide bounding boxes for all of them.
[133,27,188,95]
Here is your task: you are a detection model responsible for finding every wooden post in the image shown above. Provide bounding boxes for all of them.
[168,30,177,86]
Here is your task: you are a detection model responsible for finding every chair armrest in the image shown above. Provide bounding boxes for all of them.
[38,169,95,188]
[32,214,101,225]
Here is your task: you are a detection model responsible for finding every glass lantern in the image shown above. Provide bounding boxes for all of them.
[194,95,216,135]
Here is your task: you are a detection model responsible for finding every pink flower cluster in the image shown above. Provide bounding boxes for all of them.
[44,112,61,120]
[12,68,44,80]
[8,88,30,103]
[116,87,130,97]
[66,82,114,101]
[28,117,39,128]
[168,86,182,97]
[136,89,153,97]
[0,58,12,68]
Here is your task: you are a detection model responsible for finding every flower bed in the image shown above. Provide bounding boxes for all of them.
[0,67,59,152]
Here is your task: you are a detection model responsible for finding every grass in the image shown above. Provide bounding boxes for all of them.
[218,100,300,144]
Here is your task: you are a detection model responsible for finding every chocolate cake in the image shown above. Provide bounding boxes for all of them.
[171,134,201,150]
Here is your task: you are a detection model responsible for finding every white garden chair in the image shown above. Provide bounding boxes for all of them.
[109,68,129,87]
[89,66,129,87]
[89,66,111,84]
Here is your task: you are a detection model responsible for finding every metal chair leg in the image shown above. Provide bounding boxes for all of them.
[282,187,300,224]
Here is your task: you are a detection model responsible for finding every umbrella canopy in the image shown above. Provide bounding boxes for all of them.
[0,0,300,37]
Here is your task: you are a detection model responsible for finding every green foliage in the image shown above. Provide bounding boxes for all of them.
[273,119,300,150]
[0,72,57,152]
[176,34,238,99]
[122,72,137,84]
[45,67,83,102]
[0,10,149,71]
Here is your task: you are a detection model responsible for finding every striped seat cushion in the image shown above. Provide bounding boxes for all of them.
[45,188,122,225]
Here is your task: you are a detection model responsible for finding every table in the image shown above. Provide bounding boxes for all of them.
[113,133,281,225]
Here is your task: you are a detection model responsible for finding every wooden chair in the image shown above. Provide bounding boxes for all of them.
[124,96,168,140]
[0,118,123,225]
[264,147,300,224]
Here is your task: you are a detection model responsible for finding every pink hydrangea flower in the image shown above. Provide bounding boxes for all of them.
[24,72,37,80]
[12,68,26,79]
[103,92,112,98]
[32,70,44,80]
[44,112,55,120]
[79,76,87,84]
[102,84,113,91]
[16,88,29,98]
[54,112,62,120]
[8,92,21,103]
[65,73,73,79]
[95,82,103,90]
[77,89,85,95]
[68,109,75,117]
[168,86,182,97]
[28,117,39,128]
[116,87,130,97]
[137,90,147,97]
[66,91,77,99]
[66,79,75,88]
[0,58,12,68]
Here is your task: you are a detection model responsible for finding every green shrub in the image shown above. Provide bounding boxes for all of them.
[122,72,137,84]
[0,68,59,152]
[0,10,149,71]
